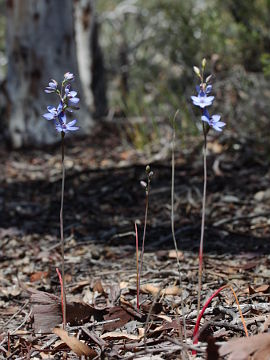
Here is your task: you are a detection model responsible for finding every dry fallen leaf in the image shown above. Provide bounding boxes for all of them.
[140,284,180,296]
[168,250,184,260]
[101,330,144,341]
[28,288,105,332]
[53,327,97,358]
[103,306,133,331]
[93,279,105,294]
[219,333,270,360]
[30,271,49,282]
[244,284,270,295]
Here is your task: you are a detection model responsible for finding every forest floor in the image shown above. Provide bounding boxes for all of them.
[0,121,270,359]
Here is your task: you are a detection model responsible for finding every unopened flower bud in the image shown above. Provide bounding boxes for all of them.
[146,165,151,174]
[193,66,201,78]
[206,74,212,83]
[140,181,147,188]
[202,58,206,68]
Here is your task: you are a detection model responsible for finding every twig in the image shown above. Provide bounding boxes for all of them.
[0,310,32,348]
[208,320,247,334]
[164,335,206,353]
[67,318,121,330]
[0,300,29,330]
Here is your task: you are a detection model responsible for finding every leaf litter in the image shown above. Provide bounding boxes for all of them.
[0,125,270,358]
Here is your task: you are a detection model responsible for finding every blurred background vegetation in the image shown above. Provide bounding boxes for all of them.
[97,0,270,147]
[1,0,270,148]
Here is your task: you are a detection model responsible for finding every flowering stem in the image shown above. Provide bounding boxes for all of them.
[197,123,207,317]
[138,175,150,306]
[60,132,66,328]
[135,222,140,310]
[171,110,186,341]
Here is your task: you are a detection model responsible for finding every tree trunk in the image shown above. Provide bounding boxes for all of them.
[74,0,107,118]
[5,0,94,148]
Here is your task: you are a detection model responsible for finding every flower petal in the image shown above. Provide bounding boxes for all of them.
[47,106,57,114]
[43,113,55,120]
[55,124,63,132]
[201,116,210,123]
[212,115,221,123]
[67,126,79,131]
[65,85,71,94]
[57,102,63,113]
[206,96,214,103]
[58,111,67,124]
[216,121,226,127]
[69,91,77,97]
[213,125,223,132]
[206,85,212,94]
[191,96,199,102]
[67,119,77,127]
[68,97,80,105]
[49,82,57,89]
[64,72,74,81]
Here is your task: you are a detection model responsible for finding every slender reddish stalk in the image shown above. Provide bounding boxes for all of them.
[193,284,248,355]
[135,222,140,309]
[60,132,66,328]
[197,125,207,316]
[171,110,186,341]
[193,284,227,346]
[56,267,65,325]
[228,285,249,338]
[138,170,151,303]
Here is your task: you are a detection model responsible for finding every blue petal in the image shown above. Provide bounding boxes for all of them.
[201,116,210,123]
[67,126,79,131]
[58,111,67,124]
[49,82,57,89]
[57,102,63,113]
[191,96,199,102]
[65,85,71,94]
[45,89,54,93]
[69,91,77,97]
[43,113,54,120]
[212,115,221,123]
[55,124,63,132]
[206,96,214,103]
[206,85,212,94]
[67,119,77,127]
[47,106,57,114]
[68,97,80,105]
[213,125,223,132]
